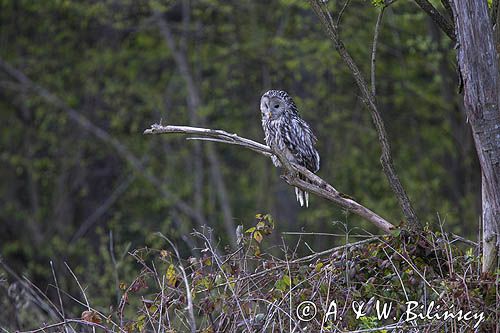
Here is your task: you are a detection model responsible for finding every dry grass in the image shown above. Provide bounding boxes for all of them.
[1,215,498,333]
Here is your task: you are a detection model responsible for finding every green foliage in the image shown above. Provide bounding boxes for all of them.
[0,0,484,329]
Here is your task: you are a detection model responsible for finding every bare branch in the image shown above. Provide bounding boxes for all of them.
[0,257,63,321]
[371,6,386,96]
[19,319,114,333]
[336,0,351,28]
[157,233,196,333]
[144,123,395,233]
[413,0,456,41]
[292,237,380,263]
[308,1,421,231]
[144,124,273,155]
[49,261,67,330]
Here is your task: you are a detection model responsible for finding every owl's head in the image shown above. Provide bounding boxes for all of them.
[260,89,298,120]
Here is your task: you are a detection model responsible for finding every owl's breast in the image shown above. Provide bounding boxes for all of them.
[262,118,293,168]
[262,119,284,148]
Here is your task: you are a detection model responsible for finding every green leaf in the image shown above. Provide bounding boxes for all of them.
[166,264,177,287]
[274,274,291,292]
[315,262,324,272]
[282,274,291,287]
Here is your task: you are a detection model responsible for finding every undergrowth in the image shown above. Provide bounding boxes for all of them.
[1,214,499,332]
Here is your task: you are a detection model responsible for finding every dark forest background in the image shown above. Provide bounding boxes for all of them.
[0,0,482,328]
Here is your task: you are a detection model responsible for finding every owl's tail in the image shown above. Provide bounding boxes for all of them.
[295,187,310,208]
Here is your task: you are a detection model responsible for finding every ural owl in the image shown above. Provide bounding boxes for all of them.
[260,90,320,207]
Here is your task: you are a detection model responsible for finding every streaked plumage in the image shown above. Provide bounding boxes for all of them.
[260,89,320,207]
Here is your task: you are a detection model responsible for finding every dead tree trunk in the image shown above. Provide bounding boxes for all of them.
[451,0,500,273]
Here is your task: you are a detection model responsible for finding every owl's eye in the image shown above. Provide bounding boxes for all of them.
[274,104,280,109]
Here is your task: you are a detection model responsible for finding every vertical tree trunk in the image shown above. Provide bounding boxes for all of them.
[451,0,500,272]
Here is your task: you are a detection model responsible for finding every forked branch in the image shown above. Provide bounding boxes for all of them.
[144,123,395,233]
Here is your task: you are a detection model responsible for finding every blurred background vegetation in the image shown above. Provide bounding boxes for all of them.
[0,0,481,328]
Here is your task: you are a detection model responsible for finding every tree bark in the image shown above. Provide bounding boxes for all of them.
[451,0,500,272]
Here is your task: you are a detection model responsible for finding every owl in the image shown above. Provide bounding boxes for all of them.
[260,89,320,207]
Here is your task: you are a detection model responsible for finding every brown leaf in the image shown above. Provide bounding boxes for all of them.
[253,231,263,243]
[254,246,261,257]
[81,310,102,324]
[160,249,170,258]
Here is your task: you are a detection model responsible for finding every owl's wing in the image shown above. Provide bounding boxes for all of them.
[281,116,320,173]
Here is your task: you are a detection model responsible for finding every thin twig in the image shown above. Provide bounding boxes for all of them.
[156,233,196,333]
[191,230,253,333]
[108,231,121,304]
[54,288,126,333]
[450,233,478,247]
[141,295,158,333]
[64,263,95,333]
[336,0,351,28]
[145,124,272,155]
[382,247,409,301]
[0,258,62,320]
[282,231,372,238]
[49,261,69,333]
[158,274,165,332]
[378,239,440,296]
[19,319,113,333]
[371,6,386,96]
[291,237,379,263]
